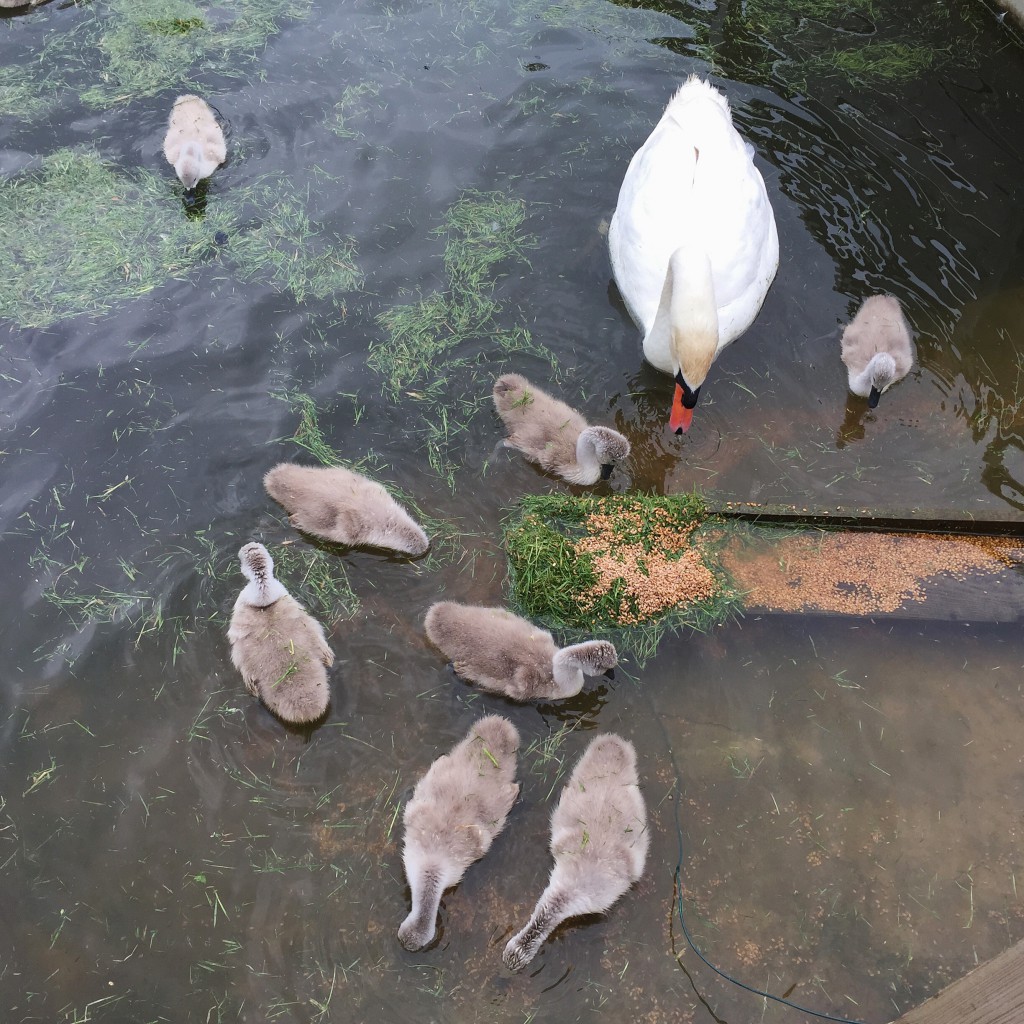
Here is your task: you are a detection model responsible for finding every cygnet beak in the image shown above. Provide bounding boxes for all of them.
[868,385,881,409]
[603,667,616,681]
[600,463,613,481]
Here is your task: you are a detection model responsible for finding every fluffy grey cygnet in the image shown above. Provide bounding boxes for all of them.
[398,715,520,951]
[493,373,631,485]
[227,542,333,724]
[163,95,226,190]
[264,462,429,556]
[503,734,648,971]
[840,295,915,408]
[424,601,617,702]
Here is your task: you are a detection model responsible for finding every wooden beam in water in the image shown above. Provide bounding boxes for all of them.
[890,939,1024,1023]
[707,500,1024,538]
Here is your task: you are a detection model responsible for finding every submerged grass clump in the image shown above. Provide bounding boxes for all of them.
[370,190,553,489]
[722,0,973,90]
[328,82,383,139]
[803,42,939,84]
[370,190,539,397]
[504,493,741,661]
[270,542,360,621]
[37,0,312,109]
[0,149,361,328]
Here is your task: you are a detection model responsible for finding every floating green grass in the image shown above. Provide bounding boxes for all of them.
[741,0,878,36]
[0,149,361,328]
[802,42,940,84]
[328,82,383,139]
[370,190,539,398]
[504,493,742,663]
[279,391,346,467]
[719,0,973,90]
[370,190,552,489]
[0,65,55,121]
[270,542,360,621]
[36,0,313,109]
[230,194,362,302]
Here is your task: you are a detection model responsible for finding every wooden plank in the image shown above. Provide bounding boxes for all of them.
[707,500,1024,537]
[890,939,1024,1023]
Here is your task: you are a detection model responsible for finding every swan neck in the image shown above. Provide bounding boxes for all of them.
[567,432,602,486]
[659,245,718,387]
[551,650,586,696]
[401,863,447,948]
[240,578,287,608]
[507,887,572,967]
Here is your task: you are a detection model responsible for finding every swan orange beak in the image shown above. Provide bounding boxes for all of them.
[670,382,693,434]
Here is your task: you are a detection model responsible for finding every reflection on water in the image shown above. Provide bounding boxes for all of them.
[2,0,1024,1020]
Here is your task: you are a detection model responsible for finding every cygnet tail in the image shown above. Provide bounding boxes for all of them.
[398,863,447,951]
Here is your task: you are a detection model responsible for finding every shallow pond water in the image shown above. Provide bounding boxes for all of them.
[3,0,1024,1022]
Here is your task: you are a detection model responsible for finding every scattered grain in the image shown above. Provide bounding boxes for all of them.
[573,507,719,625]
[724,530,1024,615]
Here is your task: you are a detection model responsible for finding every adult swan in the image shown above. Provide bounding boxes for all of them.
[609,76,779,433]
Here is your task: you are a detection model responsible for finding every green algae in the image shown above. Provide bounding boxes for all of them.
[0,148,361,328]
[45,0,313,109]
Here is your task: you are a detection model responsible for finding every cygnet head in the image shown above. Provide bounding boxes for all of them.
[238,542,288,607]
[581,427,631,481]
[174,141,208,190]
[560,640,618,677]
[867,353,898,408]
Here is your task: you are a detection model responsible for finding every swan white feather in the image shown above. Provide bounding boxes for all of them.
[609,76,779,431]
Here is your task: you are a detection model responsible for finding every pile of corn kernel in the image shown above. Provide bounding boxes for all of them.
[573,506,718,625]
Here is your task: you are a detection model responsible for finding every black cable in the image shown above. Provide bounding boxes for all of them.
[641,671,872,1024]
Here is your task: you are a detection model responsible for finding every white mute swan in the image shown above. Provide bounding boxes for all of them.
[424,601,617,702]
[840,295,915,407]
[227,543,334,724]
[493,373,630,484]
[163,94,226,190]
[503,734,649,970]
[398,715,520,950]
[264,463,429,556]
[609,76,779,433]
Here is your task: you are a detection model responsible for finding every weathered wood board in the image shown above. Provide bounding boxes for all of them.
[889,938,1024,1023]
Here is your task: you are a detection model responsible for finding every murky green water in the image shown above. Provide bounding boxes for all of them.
[3,0,1024,1021]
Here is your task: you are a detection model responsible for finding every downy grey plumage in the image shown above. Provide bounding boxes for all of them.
[424,601,617,701]
[398,715,520,950]
[227,542,333,724]
[503,734,648,970]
